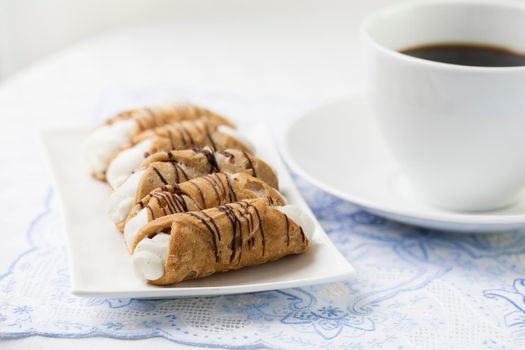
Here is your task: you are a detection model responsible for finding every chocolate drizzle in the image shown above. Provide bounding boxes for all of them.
[203,124,217,150]
[176,124,189,147]
[179,123,195,147]
[299,227,306,243]
[140,185,209,220]
[202,175,220,199]
[242,151,256,177]
[152,167,168,184]
[137,173,245,224]
[188,180,205,205]
[166,128,176,149]
[175,123,193,148]
[163,192,179,213]
[218,201,266,261]
[151,191,183,216]
[246,202,265,256]
[203,173,230,203]
[193,148,220,173]
[146,205,154,219]
[236,202,255,249]
[172,192,190,212]
[169,161,188,183]
[224,175,237,203]
[218,204,243,263]
[200,211,222,242]
[187,212,220,262]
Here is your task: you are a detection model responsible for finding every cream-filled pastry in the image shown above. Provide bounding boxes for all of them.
[131,198,310,285]
[106,120,250,189]
[123,172,286,250]
[110,148,279,231]
[85,103,234,180]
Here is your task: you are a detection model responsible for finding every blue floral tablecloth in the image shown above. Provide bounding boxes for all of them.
[1,87,524,349]
[1,176,525,349]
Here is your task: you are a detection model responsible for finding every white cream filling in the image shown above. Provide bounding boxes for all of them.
[275,205,315,240]
[218,125,256,153]
[124,208,149,251]
[108,170,145,223]
[84,120,135,173]
[106,139,152,189]
[132,233,170,281]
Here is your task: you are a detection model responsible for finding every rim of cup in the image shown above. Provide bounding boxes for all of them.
[360,0,525,73]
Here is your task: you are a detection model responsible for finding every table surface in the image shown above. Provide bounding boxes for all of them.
[4,1,525,349]
[0,2,373,348]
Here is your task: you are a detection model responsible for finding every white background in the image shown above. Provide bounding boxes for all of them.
[0,0,407,80]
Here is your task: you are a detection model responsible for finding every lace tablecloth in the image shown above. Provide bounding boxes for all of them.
[1,87,525,349]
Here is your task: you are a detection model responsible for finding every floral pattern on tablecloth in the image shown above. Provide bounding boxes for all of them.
[1,178,525,349]
[2,87,525,349]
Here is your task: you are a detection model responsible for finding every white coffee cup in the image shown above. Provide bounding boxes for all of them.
[361,0,525,212]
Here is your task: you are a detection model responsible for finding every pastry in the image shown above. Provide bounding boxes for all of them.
[106,119,253,188]
[85,103,234,180]
[109,148,279,228]
[131,198,314,285]
[83,101,318,287]
[124,172,286,250]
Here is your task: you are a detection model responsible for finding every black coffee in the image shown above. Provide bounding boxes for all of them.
[400,43,525,67]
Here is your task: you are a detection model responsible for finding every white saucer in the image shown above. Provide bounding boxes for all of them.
[281,95,525,232]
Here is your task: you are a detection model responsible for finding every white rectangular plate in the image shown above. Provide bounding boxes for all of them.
[42,123,354,298]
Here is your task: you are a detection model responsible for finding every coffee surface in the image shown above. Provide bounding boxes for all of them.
[400,43,525,67]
